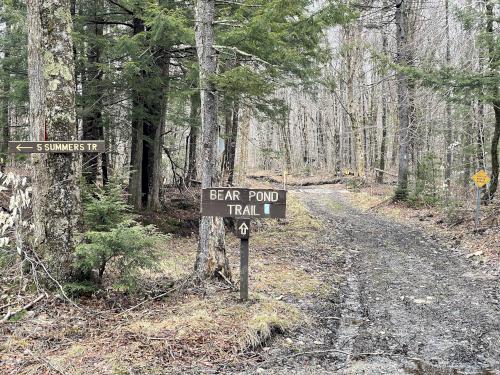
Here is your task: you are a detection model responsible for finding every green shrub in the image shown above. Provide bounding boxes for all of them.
[75,181,166,292]
[76,221,163,290]
[63,281,99,297]
[82,182,130,232]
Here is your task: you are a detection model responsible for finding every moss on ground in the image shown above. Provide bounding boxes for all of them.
[125,293,305,362]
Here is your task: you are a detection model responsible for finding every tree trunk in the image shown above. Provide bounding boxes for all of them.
[334,123,341,175]
[377,29,389,183]
[485,0,499,199]
[463,105,473,189]
[222,99,232,179]
[391,122,398,167]
[129,17,145,208]
[186,92,200,184]
[147,56,170,210]
[226,99,239,186]
[443,0,453,191]
[344,25,365,178]
[0,13,11,173]
[27,0,81,282]
[317,111,327,167]
[82,0,103,184]
[281,105,292,172]
[128,17,169,210]
[394,0,412,200]
[476,101,486,170]
[490,102,500,199]
[369,85,378,172]
[194,0,230,280]
[235,105,251,185]
[301,106,309,169]
[0,63,9,173]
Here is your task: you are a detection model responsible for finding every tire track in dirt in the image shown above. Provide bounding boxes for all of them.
[293,187,499,374]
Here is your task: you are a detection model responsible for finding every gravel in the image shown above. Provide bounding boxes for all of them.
[244,187,499,375]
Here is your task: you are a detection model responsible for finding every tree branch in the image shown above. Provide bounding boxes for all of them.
[1,293,46,323]
[215,0,262,7]
[105,0,134,15]
[213,45,272,66]
[86,20,134,28]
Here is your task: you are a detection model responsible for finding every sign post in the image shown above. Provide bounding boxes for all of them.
[471,170,491,230]
[201,188,286,301]
[235,219,250,300]
[240,237,249,300]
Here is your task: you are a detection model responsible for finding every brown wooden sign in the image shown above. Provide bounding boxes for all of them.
[201,188,286,218]
[201,187,286,301]
[8,141,105,154]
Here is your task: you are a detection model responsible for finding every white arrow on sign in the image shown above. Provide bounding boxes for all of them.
[16,144,33,151]
[239,222,249,236]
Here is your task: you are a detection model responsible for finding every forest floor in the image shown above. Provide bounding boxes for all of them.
[1,181,499,374]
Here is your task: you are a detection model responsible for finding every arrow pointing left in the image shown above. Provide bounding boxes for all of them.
[16,144,33,152]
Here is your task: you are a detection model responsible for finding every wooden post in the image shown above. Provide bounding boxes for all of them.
[240,238,249,301]
[475,186,481,230]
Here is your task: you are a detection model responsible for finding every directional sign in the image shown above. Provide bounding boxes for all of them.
[472,170,491,188]
[200,187,287,302]
[235,219,250,239]
[201,188,286,218]
[8,141,105,154]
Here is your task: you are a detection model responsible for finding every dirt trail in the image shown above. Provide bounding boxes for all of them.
[259,186,500,375]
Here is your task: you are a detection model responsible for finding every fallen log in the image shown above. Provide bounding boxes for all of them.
[247,175,283,184]
[248,175,347,186]
[374,168,398,178]
[294,178,345,186]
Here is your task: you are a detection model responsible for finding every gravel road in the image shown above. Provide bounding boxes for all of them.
[255,187,499,375]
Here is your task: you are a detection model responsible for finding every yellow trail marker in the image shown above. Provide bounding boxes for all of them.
[472,170,490,188]
[472,170,490,230]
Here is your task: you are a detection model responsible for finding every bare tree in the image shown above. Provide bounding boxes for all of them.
[377,15,389,183]
[444,0,453,192]
[394,0,412,200]
[344,24,366,178]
